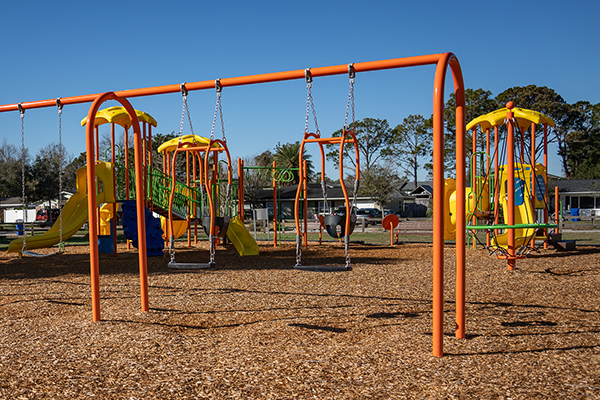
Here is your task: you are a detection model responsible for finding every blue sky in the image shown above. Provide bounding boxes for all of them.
[1,0,599,178]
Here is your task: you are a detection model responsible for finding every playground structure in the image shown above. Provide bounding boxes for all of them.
[0,53,467,357]
[444,102,558,270]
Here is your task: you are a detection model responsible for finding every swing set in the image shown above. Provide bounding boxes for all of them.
[1,53,467,358]
[165,81,234,269]
[8,100,66,257]
[294,66,360,271]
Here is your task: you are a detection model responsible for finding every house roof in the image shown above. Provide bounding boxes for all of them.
[552,179,600,194]
[409,185,433,196]
[0,197,24,207]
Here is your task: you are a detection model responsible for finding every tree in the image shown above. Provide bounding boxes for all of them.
[241,151,274,209]
[31,142,72,205]
[563,101,600,179]
[0,139,32,199]
[495,85,572,175]
[359,165,403,209]
[273,141,313,185]
[393,115,432,188]
[443,88,496,174]
[326,118,396,173]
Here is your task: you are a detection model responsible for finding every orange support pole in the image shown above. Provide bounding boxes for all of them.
[148,125,153,208]
[485,128,491,247]
[85,92,148,322]
[431,53,466,356]
[494,126,500,237]
[273,161,278,247]
[238,158,245,221]
[111,122,117,254]
[186,151,191,247]
[506,102,516,270]
[303,159,308,248]
[531,122,536,248]
[471,126,477,248]
[544,124,549,248]
[555,186,559,225]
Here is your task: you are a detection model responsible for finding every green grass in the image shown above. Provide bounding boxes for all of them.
[2,222,598,252]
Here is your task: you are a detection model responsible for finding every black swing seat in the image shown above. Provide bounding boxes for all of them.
[202,215,230,238]
[324,214,356,239]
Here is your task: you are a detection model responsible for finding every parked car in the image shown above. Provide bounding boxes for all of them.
[36,208,60,226]
[332,206,358,216]
[356,208,381,226]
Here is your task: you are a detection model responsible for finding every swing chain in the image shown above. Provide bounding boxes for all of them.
[210,80,224,142]
[179,83,194,141]
[304,68,320,135]
[344,235,351,268]
[295,234,302,267]
[344,63,356,131]
[169,235,176,263]
[216,79,226,142]
[57,98,64,251]
[209,234,215,265]
[18,103,27,253]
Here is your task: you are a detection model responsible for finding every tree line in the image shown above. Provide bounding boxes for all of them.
[2,84,598,208]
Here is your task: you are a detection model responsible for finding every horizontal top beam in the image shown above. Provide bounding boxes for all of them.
[0,53,445,113]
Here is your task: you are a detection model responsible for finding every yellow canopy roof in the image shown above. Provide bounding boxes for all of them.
[466,107,555,132]
[156,134,223,154]
[80,106,158,129]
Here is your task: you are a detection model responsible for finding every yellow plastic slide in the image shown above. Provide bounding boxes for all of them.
[7,162,115,254]
[226,216,259,256]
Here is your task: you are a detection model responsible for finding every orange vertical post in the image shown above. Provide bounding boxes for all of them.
[186,151,191,247]
[544,124,549,249]
[124,127,130,200]
[471,127,477,248]
[273,160,278,247]
[494,126,500,236]
[530,122,536,248]
[303,159,308,247]
[111,122,117,254]
[86,92,148,321]
[555,186,559,225]
[506,102,516,270]
[238,158,245,221]
[486,128,491,247]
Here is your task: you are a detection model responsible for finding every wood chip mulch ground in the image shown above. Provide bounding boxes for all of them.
[1,240,599,399]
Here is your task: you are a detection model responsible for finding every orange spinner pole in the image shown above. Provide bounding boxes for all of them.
[530,123,536,248]
[273,160,277,247]
[544,124,549,248]
[506,102,516,270]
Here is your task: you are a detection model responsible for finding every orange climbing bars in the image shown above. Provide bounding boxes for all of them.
[0,53,466,357]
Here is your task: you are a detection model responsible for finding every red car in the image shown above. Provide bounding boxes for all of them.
[36,208,60,225]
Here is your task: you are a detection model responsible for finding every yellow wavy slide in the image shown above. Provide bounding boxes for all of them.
[7,162,115,254]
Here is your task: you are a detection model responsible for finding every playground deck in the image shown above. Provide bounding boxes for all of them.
[0,242,599,398]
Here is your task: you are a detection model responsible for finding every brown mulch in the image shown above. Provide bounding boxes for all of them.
[1,240,599,399]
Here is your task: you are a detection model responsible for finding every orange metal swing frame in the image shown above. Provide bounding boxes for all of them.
[0,53,466,357]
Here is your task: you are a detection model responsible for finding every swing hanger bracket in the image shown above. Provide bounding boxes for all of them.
[348,63,355,81]
[56,97,63,112]
[305,68,313,86]
[180,82,188,98]
[215,79,222,93]
[17,103,24,116]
